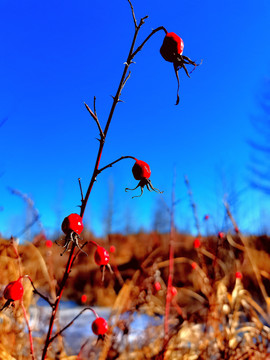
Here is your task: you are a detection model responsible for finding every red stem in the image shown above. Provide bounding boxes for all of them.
[20,299,36,360]
[164,176,176,342]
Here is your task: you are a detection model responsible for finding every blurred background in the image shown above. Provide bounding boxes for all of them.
[1,0,270,240]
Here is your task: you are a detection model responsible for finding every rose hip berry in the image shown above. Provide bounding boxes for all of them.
[193,238,201,249]
[132,160,151,180]
[154,281,161,292]
[218,232,225,239]
[109,245,116,253]
[92,317,108,337]
[46,240,53,248]
[61,213,83,235]
[4,280,24,301]
[160,32,184,62]
[125,159,163,198]
[160,31,200,105]
[94,246,110,266]
[171,286,177,297]
[81,294,87,304]
[58,213,87,255]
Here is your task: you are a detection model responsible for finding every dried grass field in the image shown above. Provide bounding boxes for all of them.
[1,230,270,359]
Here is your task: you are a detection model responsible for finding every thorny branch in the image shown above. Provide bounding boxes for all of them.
[42,2,168,358]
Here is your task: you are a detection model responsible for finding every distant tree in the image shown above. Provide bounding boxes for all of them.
[248,78,270,194]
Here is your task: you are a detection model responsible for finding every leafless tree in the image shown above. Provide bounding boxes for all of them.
[248,78,270,194]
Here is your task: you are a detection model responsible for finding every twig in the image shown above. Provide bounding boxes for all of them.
[23,275,55,308]
[93,96,97,117]
[78,178,84,204]
[127,0,137,28]
[84,102,104,140]
[184,175,201,236]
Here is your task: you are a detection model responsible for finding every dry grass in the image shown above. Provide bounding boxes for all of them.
[1,231,270,359]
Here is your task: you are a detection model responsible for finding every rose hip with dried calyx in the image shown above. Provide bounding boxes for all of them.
[58,213,87,256]
[125,159,163,198]
[160,31,201,105]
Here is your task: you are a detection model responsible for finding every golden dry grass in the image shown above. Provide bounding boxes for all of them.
[1,231,270,359]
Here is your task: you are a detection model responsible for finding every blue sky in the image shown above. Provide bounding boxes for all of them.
[1,0,270,240]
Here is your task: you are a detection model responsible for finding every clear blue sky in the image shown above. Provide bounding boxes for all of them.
[1,0,270,240]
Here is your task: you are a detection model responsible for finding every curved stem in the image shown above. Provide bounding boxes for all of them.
[131,26,167,59]
[97,156,136,174]
[49,307,98,344]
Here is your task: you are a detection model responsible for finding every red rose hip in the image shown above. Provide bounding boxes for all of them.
[61,213,83,235]
[92,317,108,336]
[4,280,24,301]
[94,246,110,266]
[132,159,151,181]
[160,32,184,62]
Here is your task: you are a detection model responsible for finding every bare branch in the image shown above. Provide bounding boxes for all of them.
[84,102,104,140]
[127,0,137,28]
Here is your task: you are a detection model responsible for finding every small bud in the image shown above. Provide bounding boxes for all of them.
[191,262,197,270]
